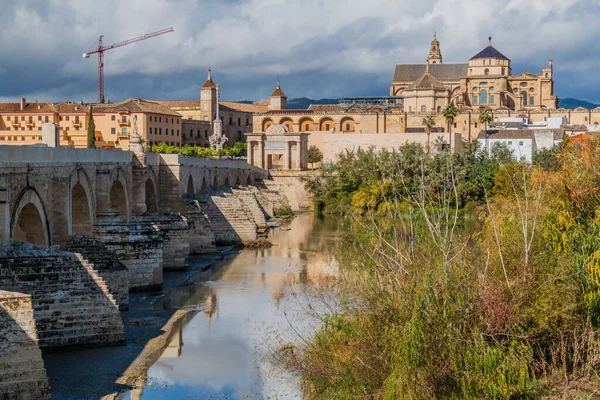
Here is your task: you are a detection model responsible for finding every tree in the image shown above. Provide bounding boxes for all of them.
[442,104,458,148]
[87,104,96,149]
[307,145,323,169]
[422,116,435,153]
[479,110,493,133]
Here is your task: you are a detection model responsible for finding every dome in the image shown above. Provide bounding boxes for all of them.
[470,37,509,61]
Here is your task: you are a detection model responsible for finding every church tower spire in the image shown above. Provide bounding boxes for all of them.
[428,32,442,64]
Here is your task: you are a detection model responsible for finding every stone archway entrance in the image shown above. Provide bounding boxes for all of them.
[13,203,46,245]
[71,183,92,235]
[145,179,158,212]
[110,180,128,219]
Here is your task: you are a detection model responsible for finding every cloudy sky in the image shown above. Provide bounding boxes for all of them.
[0,0,598,104]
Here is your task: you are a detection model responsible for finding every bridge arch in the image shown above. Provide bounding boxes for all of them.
[213,175,218,188]
[201,176,207,191]
[236,176,241,186]
[10,187,50,246]
[247,175,252,186]
[69,168,94,236]
[186,175,195,195]
[109,181,128,219]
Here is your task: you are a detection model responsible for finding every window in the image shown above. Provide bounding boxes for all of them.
[65,127,69,131]
[480,90,488,104]
[171,129,174,136]
[237,118,241,126]
[408,106,412,112]
[490,95,495,105]
[513,88,518,94]
[66,116,70,121]
[502,67,506,75]
[149,116,152,122]
[529,88,534,93]
[473,87,478,92]
[437,106,441,112]
[121,128,127,136]
[7,116,10,121]
[159,117,162,123]
[474,123,478,128]
[75,116,79,123]
[45,116,49,122]
[171,118,174,124]
[37,116,42,121]
[205,130,208,138]
[521,91,527,106]
[121,115,126,122]
[229,117,232,125]
[454,123,457,128]
[246,118,249,125]
[149,128,152,135]
[545,73,548,78]
[420,105,426,112]
[473,95,478,105]
[111,115,115,121]
[28,117,33,123]
[159,128,162,135]
[508,141,513,145]
[177,129,179,136]
[520,82,527,87]
[484,68,489,76]
[111,128,116,135]
[519,141,524,146]
[530,96,535,106]
[346,123,350,131]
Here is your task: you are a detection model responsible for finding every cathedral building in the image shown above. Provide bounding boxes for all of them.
[391,34,557,111]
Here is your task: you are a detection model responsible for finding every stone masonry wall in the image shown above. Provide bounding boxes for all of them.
[0,290,51,400]
[0,241,125,350]
[64,235,130,310]
[93,220,163,290]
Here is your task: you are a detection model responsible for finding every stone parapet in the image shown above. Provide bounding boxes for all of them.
[0,290,51,400]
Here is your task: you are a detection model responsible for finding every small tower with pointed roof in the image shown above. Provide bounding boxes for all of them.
[269,78,287,111]
[200,68,218,120]
[428,32,442,64]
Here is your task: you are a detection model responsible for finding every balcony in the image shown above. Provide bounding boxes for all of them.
[118,120,130,127]
[11,120,20,127]
[26,120,35,127]
[118,131,129,138]
[72,120,82,128]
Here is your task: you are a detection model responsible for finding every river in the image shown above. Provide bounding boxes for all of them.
[44,213,341,400]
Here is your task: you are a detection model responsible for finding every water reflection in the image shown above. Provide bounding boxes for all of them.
[126,213,342,400]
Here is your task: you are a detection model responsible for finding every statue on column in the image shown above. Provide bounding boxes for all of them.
[129,115,146,164]
[208,84,228,151]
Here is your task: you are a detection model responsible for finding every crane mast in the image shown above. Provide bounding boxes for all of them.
[83,27,174,103]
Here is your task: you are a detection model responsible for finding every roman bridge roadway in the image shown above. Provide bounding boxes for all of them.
[0,145,268,247]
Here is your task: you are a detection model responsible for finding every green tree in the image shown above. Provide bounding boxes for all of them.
[478,110,493,133]
[307,145,323,169]
[87,104,96,149]
[421,116,435,153]
[442,104,458,145]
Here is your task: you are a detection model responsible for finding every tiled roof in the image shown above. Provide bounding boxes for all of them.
[477,129,535,139]
[470,45,509,61]
[271,88,286,97]
[219,101,269,113]
[54,102,88,113]
[93,99,182,116]
[308,104,343,112]
[392,63,468,82]
[153,100,201,109]
[405,71,448,91]
[201,78,217,89]
[265,109,314,114]
[0,102,56,113]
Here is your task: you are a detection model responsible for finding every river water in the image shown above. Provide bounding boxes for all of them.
[120,213,341,400]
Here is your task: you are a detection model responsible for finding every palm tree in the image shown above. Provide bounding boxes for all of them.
[442,104,458,150]
[422,116,435,153]
[479,110,493,133]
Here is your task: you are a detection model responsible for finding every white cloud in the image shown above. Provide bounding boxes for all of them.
[0,0,597,102]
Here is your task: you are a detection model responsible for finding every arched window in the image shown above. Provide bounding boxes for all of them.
[521,91,527,107]
[480,89,488,105]
[437,106,441,112]
[473,95,478,105]
[421,105,426,112]
[484,68,489,76]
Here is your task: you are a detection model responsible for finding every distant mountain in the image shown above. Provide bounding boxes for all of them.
[559,98,599,110]
[286,97,340,110]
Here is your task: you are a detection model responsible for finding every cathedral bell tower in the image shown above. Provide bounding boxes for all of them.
[428,32,442,64]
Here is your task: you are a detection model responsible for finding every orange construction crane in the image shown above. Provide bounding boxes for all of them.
[83,27,174,103]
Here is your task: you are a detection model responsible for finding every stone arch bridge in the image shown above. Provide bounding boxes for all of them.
[0,146,267,248]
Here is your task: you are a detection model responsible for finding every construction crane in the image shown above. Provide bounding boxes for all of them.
[83,27,174,103]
